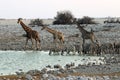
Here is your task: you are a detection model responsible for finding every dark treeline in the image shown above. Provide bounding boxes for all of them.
[29,10,96,26]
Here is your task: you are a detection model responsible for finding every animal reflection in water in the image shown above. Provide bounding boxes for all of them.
[48,41,117,56]
[48,44,82,56]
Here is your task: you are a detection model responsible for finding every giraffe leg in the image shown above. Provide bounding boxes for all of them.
[59,39,64,49]
[82,39,85,53]
[91,38,96,54]
[90,43,94,54]
[54,39,57,49]
[25,38,29,49]
[35,40,37,49]
[38,39,41,50]
[54,34,58,45]
[36,40,40,50]
[35,38,41,50]
[37,43,41,50]
[54,38,57,46]
[31,38,34,49]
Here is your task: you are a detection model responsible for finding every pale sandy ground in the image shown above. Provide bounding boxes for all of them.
[0,19,120,79]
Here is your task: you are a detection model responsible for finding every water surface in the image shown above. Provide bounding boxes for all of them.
[0,51,104,75]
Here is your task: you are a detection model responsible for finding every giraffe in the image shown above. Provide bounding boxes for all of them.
[17,18,41,49]
[41,26,64,44]
[76,23,97,53]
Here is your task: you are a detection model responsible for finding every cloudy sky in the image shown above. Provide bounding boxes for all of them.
[0,0,120,19]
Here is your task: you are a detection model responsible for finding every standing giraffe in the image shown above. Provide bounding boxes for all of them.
[17,18,41,49]
[41,26,64,44]
[76,23,97,53]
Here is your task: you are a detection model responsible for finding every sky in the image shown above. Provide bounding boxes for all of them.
[0,0,120,19]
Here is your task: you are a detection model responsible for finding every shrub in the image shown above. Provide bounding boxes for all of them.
[104,18,120,23]
[116,19,120,23]
[53,10,75,24]
[77,16,96,24]
[29,19,43,27]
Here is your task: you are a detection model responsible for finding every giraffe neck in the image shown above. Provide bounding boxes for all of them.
[78,26,88,34]
[45,27,57,35]
[19,21,32,33]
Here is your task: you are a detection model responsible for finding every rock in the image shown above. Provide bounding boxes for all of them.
[103,76,110,80]
[15,71,24,78]
[65,62,75,69]
[25,74,33,80]
[41,68,47,74]
[42,73,49,79]
[26,69,41,76]
[48,74,56,79]
[54,64,62,69]
[46,65,52,68]
[59,68,66,73]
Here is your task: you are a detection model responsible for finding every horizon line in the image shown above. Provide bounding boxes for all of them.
[1,16,120,19]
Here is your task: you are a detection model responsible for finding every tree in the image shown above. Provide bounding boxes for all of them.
[53,10,75,24]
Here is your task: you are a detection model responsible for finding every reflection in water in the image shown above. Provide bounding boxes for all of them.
[0,51,104,75]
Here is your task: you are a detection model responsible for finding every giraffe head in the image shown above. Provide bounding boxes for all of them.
[17,18,22,24]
